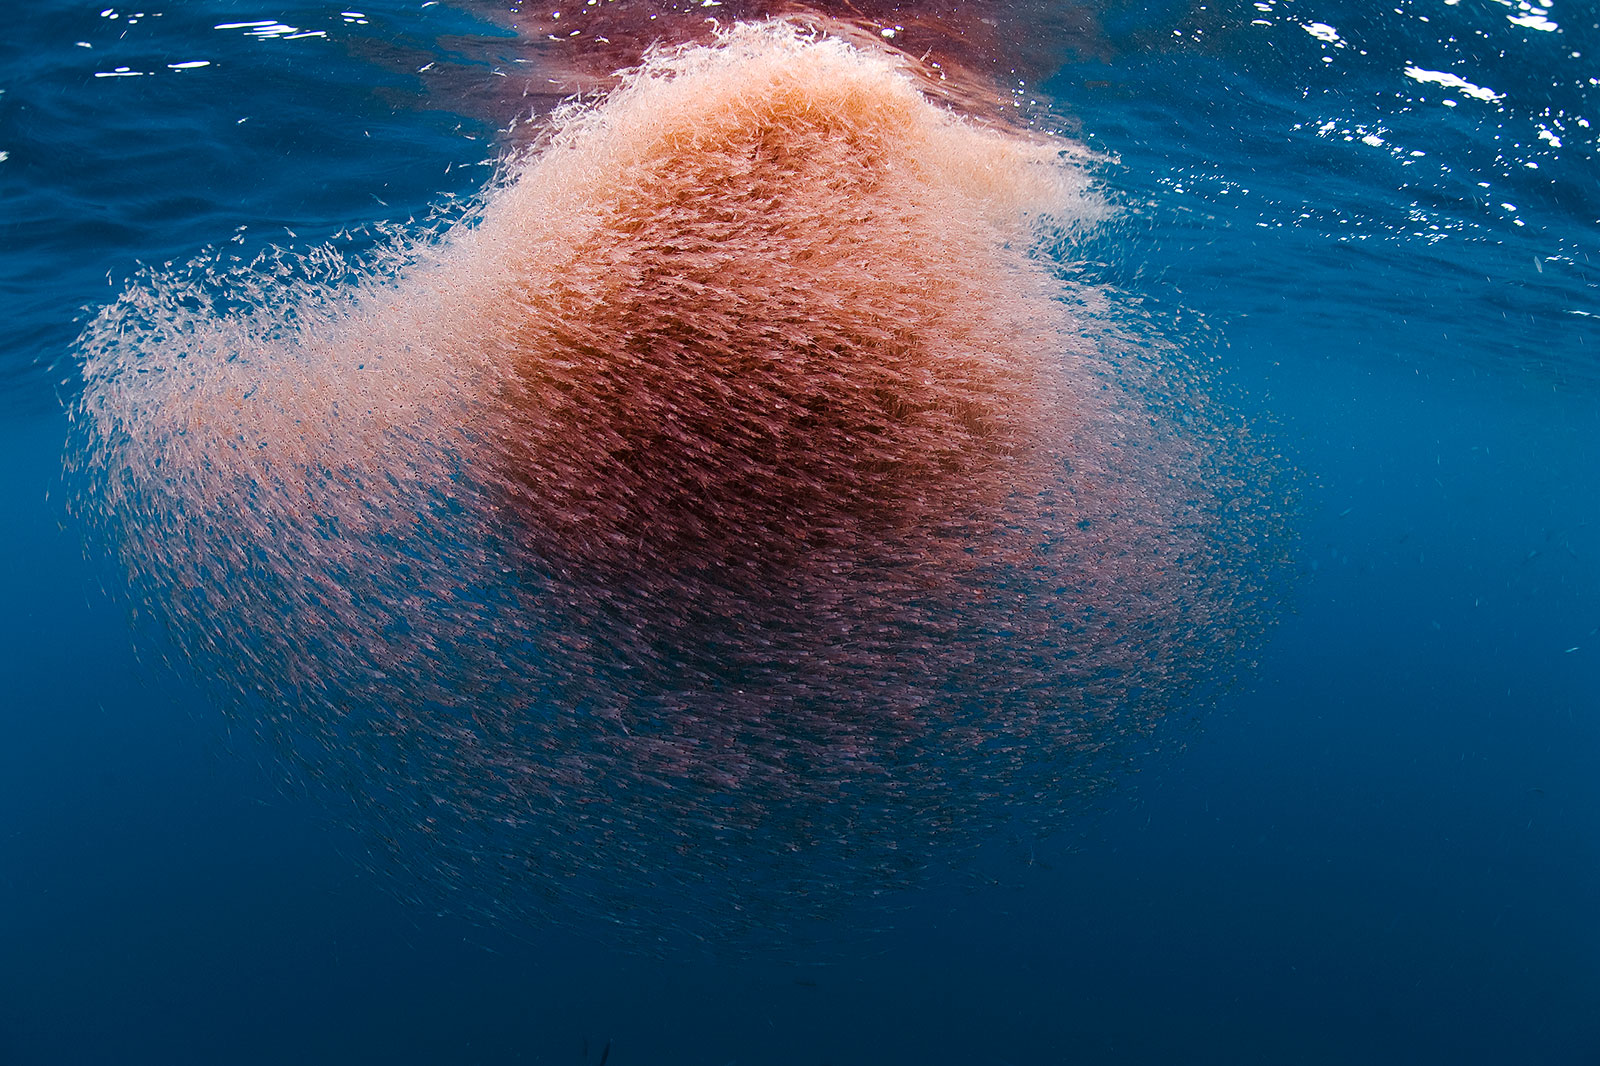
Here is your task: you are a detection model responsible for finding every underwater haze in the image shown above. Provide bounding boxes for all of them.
[2,1,1598,1064]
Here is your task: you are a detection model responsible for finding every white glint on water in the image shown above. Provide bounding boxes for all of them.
[1302,22,1346,46]
[1404,65,1505,102]
[214,18,329,39]
[1508,13,1558,31]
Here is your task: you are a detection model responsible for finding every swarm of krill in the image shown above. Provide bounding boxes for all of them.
[68,22,1283,945]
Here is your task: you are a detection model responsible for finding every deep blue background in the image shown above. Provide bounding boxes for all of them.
[3,1,1597,1063]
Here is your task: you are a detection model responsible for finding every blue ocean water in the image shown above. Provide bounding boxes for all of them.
[2,1,1597,1063]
